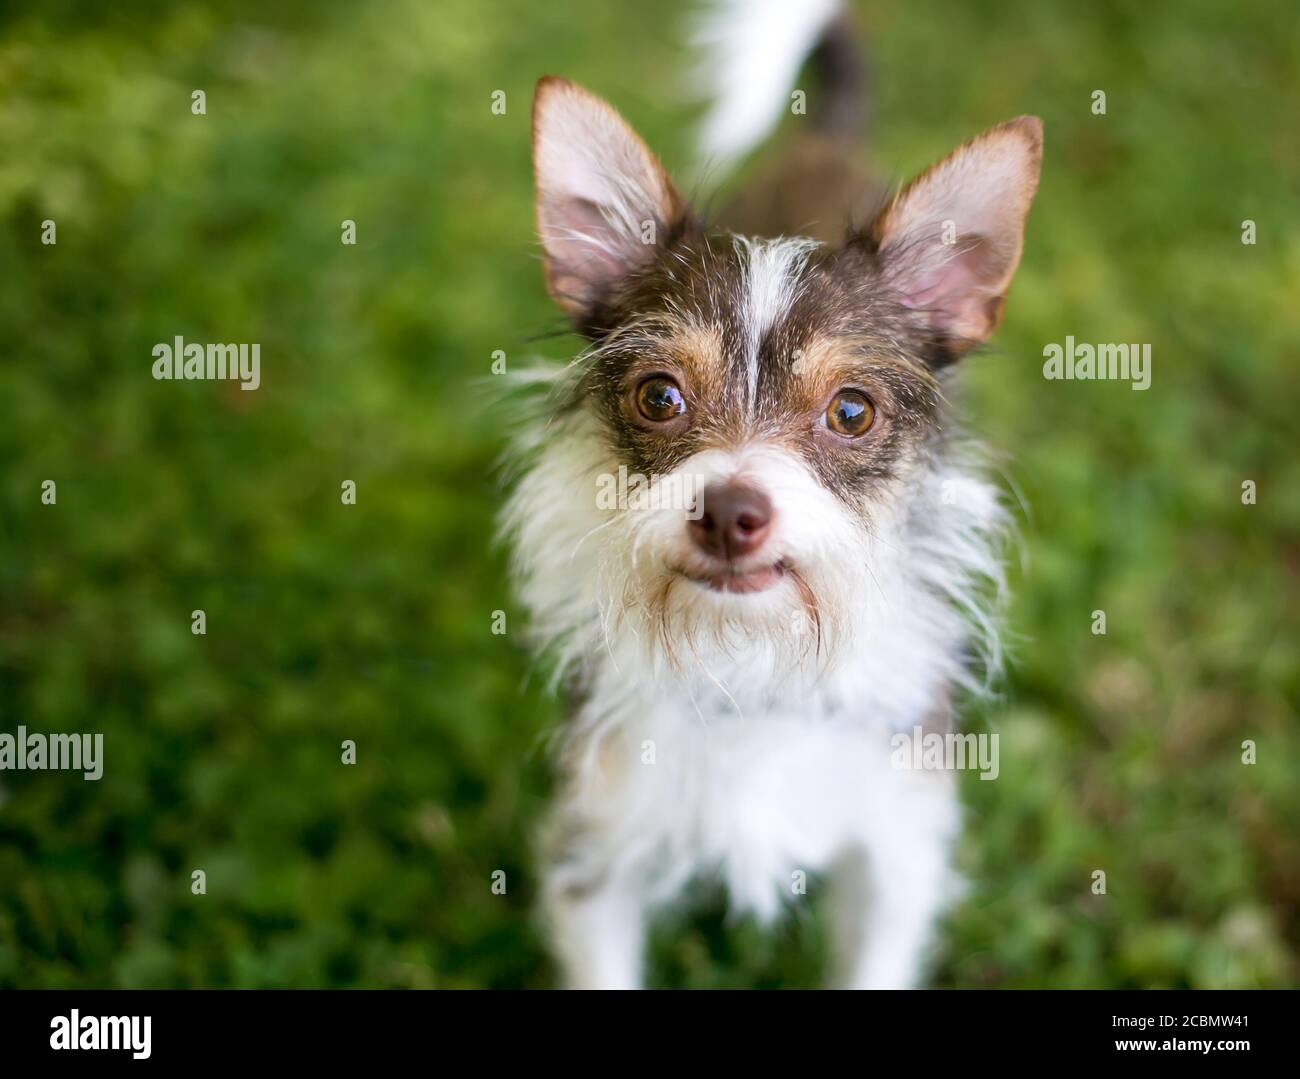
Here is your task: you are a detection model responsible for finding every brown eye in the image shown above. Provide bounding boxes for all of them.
[635,376,686,422]
[825,390,875,437]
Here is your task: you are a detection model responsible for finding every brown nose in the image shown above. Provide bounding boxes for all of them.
[689,482,773,560]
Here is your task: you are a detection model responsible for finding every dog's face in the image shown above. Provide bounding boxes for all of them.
[521,78,1040,675]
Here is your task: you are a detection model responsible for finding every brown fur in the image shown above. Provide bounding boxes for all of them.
[530,50,1040,515]
[571,231,945,509]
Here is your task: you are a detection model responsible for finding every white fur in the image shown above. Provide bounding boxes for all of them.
[735,236,820,408]
[503,364,1005,987]
[692,0,845,171]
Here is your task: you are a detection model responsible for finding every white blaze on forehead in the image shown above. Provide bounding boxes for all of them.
[734,236,820,409]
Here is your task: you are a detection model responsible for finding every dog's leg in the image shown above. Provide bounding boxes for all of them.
[544,869,646,989]
[828,782,956,989]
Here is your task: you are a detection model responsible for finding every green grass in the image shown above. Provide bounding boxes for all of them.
[0,0,1296,987]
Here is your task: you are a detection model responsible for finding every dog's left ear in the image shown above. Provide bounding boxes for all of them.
[870,116,1043,357]
[533,76,688,325]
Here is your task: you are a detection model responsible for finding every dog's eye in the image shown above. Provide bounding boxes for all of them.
[825,390,875,437]
[635,376,686,422]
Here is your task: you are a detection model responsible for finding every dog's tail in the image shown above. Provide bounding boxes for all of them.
[692,0,868,173]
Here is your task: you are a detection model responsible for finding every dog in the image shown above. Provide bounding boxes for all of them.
[503,0,1042,988]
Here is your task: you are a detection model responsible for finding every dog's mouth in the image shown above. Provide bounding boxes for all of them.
[677,560,787,594]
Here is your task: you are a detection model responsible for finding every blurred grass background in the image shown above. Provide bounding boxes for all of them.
[0,0,1296,987]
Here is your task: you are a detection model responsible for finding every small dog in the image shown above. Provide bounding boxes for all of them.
[505,0,1041,988]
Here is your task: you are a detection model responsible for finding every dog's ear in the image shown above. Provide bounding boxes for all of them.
[869,116,1042,356]
[533,76,688,324]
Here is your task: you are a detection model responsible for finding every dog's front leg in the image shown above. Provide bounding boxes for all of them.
[827,788,956,989]
[544,868,646,989]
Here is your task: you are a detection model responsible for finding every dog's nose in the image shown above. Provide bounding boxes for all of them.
[689,482,773,560]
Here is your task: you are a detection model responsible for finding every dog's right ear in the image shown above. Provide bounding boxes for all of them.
[533,76,688,325]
